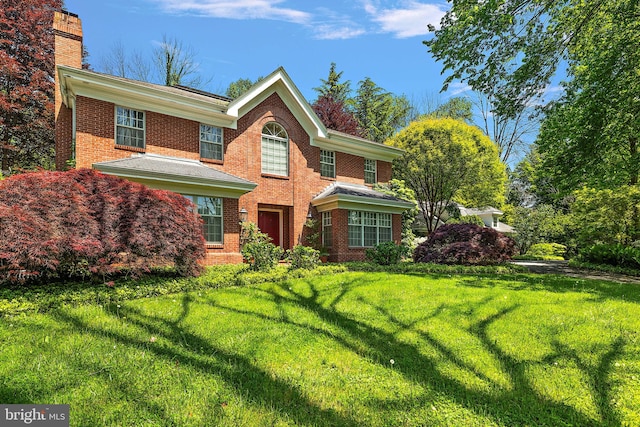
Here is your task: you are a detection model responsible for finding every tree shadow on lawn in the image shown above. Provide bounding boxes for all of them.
[452,272,640,304]
[207,277,626,426]
[50,293,361,427]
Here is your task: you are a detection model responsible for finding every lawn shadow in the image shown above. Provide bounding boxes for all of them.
[446,271,640,304]
[205,276,626,426]
[50,294,361,427]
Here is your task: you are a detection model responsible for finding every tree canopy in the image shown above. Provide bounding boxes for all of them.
[0,0,62,174]
[312,63,411,143]
[535,0,640,194]
[425,0,624,118]
[388,118,506,234]
[311,94,361,137]
[225,77,262,99]
[313,62,351,104]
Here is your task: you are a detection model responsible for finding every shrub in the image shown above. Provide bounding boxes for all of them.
[240,222,284,271]
[578,244,640,269]
[446,214,485,227]
[286,245,320,270]
[0,169,205,284]
[525,243,566,260]
[241,242,284,271]
[413,223,517,265]
[365,241,408,265]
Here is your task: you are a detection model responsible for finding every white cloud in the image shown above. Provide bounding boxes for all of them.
[364,1,447,38]
[447,82,472,96]
[150,0,311,24]
[314,25,366,40]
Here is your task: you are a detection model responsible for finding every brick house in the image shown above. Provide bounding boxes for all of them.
[53,11,413,264]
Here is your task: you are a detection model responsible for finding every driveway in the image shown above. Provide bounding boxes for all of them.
[510,260,640,285]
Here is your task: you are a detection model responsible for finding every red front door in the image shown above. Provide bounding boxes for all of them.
[258,211,280,247]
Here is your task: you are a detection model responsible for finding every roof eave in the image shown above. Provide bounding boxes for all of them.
[311,193,414,214]
[314,132,404,162]
[57,65,236,127]
[93,163,257,199]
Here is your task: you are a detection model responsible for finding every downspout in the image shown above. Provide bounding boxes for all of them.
[70,95,77,164]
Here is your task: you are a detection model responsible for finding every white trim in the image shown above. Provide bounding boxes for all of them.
[58,65,235,128]
[312,193,414,214]
[57,65,405,162]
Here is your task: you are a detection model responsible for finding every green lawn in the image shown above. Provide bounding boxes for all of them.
[1,270,639,426]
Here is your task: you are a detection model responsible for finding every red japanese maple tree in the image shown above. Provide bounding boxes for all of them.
[0,169,206,283]
[311,94,362,137]
[0,0,62,174]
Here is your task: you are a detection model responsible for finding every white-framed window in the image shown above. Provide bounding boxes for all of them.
[348,211,392,247]
[492,216,499,227]
[200,124,223,161]
[261,122,288,176]
[320,150,335,178]
[116,106,145,149]
[364,159,377,184]
[322,211,332,248]
[184,195,223,244]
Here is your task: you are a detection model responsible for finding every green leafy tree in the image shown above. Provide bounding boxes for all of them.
[374,179,418,246]
[425,0,612,118]
[571,186,640,247]
[350,77,411,143]
[536,1,640,195]
[511,205,573,254]
[427,96,473,123]
[225,77,262,99]
[389,118,506,234]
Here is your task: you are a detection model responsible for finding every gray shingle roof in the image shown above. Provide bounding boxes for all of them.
[313,182,404,202]
[94,154,255,187]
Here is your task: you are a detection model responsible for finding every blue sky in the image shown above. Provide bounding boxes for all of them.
[63,0,460,103]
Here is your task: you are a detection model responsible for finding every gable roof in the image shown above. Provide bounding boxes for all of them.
[57,65,404,162]
[93,154,256,198]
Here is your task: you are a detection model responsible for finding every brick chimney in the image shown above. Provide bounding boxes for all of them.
[53,10,83,170]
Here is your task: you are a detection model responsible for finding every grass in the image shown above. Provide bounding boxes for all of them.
[1,268,639,426]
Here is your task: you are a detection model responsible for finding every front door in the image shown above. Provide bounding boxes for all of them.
[258,211,281,247]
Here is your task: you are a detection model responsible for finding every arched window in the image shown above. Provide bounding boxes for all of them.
[261,122,288,176]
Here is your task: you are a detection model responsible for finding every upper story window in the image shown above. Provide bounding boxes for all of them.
[320,150,335,178]
[200,124,223,161]
[116,106,145,149]
[364,159,377,184]
[261,122,289,176]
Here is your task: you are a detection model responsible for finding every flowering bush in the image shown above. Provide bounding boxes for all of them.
[413,223,517,265]
[0,169,205,283]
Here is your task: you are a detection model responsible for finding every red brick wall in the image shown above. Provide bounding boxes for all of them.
[64,88,397,264]
[327,210,403,263]
[53,11,83,170]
